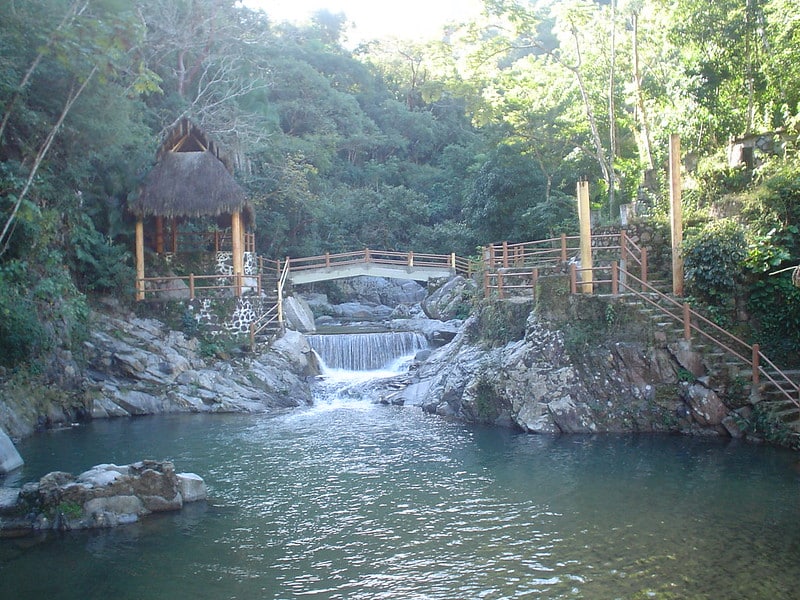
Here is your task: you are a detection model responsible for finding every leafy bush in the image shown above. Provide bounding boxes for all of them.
[682,219,748,306]
[69,214,134,294]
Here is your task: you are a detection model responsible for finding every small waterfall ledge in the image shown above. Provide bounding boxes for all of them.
[307,331,427,371]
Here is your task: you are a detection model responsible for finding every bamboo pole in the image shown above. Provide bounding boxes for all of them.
[577,180,593,293]
[231,211,244,297]
[670,134,684,296]
[135,218,145,301]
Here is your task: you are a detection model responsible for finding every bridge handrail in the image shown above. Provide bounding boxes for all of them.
[249,259,290,350]
[286,248,462,273]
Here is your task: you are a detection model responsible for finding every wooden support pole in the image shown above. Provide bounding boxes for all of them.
[408,251,414,267]
[619,229,627,289]
[451,252,456,270]
[365,247,371,262]
[189,273,195,300]
[670,134,684,296]
[135,218,145,301]
[325,252,331,267]
[231,211,244,297]
[171,218,178,254]
[577,180,593,294]
[683,303,691,341]
[532,267,539,298]
[155,216,164,254]
[561,233,567,262]
[502,241,509,268]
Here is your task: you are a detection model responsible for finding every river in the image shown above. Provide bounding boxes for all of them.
[2,335,800,599]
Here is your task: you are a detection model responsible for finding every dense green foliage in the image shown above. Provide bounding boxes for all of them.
[2,0,800,369]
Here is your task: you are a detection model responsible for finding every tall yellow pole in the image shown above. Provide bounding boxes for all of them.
[669,134,684,296]
[231,211,244,297]
[577,180,593,294]
[135,218,145,301]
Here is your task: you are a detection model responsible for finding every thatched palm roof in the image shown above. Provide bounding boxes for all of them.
[130,150,251,223]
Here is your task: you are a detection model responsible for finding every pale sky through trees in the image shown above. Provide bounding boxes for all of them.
[241,0,482,43]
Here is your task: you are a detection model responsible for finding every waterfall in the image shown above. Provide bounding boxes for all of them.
[307,331,427,371]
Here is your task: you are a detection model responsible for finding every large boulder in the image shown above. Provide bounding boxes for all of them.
[0,460,207,536]
[283,296,316,333]
[421,276,475,321]
[0,429,23,474]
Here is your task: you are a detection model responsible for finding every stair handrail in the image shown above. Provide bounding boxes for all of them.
[249,257,291,351]
[616,265,800,408]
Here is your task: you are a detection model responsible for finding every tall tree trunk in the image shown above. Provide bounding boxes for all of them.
[608,0,617,217]
[0,67,98,257]
[631,9,655,172]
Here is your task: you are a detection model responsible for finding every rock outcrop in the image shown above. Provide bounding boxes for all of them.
[84,315,318,420]
[392,298,741,437]
[0,460,206,537]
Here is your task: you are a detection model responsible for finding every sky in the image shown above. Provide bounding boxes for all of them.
[241,0,483,43]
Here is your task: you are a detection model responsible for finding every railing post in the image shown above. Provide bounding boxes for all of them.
[683,303,691,341]
[532,267,539,298]
[502,241,509,268]
[619,230,627,289]
[325,252,331,267]
[450,252,456,270]
[489,244,496,268]
[752,344,760,386]
[612,261,619,296]
[189,273,195,300]
[570,263,577,294]
[641,248,648,287]
[408,251,414,267]
[214,231,220,253]
[365,247,371,262]
[561,233,567,262]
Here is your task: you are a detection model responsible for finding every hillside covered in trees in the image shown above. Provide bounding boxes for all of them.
[2,0,800,372]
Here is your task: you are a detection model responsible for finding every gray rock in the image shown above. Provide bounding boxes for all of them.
[283,296,317,333]
[177,472,207,502]
[684,383,729,427]
[0,429,23,474]
[421,276,475,321]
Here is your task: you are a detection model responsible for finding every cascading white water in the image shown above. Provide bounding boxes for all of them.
[306,331,427,371]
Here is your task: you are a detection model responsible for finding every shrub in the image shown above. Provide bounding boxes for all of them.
[682,219,747,306]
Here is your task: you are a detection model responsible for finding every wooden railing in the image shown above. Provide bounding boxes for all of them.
[484,232,648,296]
[249,259,290,351]
[138,272,265,300]
[570,262,800,410]
[285,248,471,276]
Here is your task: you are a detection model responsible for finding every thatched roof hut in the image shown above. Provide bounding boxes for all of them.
[129,150,252,224]
[129,118,251,223]
[131,119,253,300]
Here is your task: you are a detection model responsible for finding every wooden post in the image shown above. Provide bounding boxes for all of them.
[577,180,593,293]
[502,241,509,268]
[612,262,619,295]
[231,211,244,297]
[683,303,691,341]
[619,229,627,289]
[214,230,220,253]
[325,252,331,267]
[170,218,178,254]
[670,134,684,296]
[532,267,539,298]
[641,248,648,288]
[189,273,195,300]
[408,251,414,267]
[450,252,456,270]
[752,344,760,387]
[560,233,567,262]
[365,247,371,262]
[155,216,164,254]
[570,263,577,294]
[135,218,145,301]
